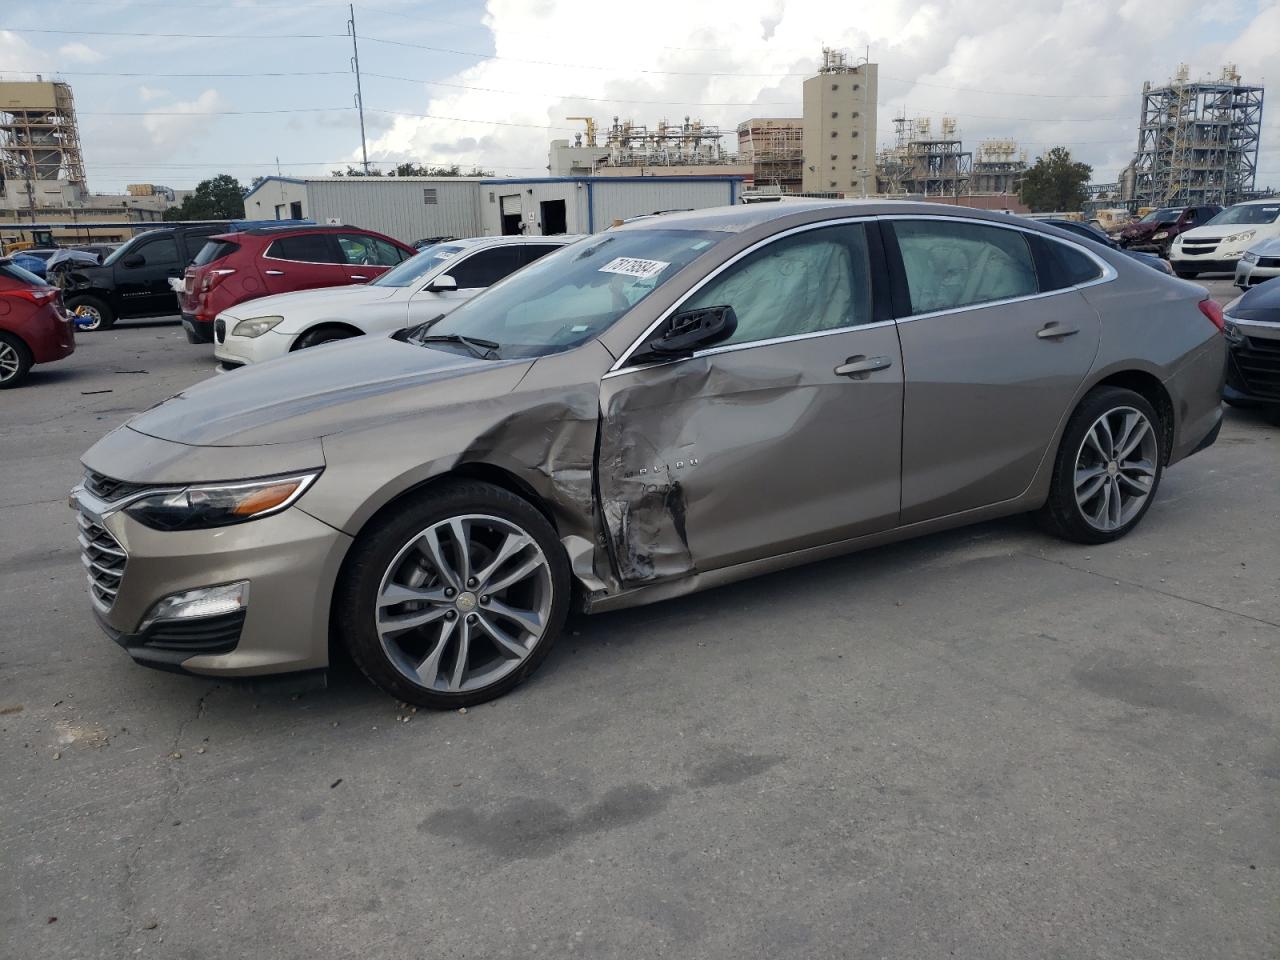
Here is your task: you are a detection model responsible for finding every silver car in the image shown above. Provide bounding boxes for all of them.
[72,202,1227,708]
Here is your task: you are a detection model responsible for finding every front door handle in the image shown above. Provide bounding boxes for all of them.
[1037,323,1079,339]
[264,269,285,276]
[349,274,369,281]
[834,355,892,378]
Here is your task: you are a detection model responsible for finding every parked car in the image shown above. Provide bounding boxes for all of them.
[1118,205,1219,255]
[72,201,1225,709]
[1039,218,1174,275]
[180,225,415,345]
[1234,236,1280,289]
[1222,282,1280,421]
[0,258,75,388]
[10,250,50,279]
[414,235,457,249]
[58,224,237,331]
[213,235,581,369]
[1169,199,1280,278]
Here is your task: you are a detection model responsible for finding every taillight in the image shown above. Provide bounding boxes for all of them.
[1197,297,1224,332]
[6,287,58,306]
[200,268,236,292]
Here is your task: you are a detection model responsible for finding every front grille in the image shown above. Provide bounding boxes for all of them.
[78,510,127,610]
[84,470,148,503]
[215,319,226,343]
[142,611,245,654]
[1258,257,1280,269]
[1232,335,1280,401]
[1181,239,1221,256]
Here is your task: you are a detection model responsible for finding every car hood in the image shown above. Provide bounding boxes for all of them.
[1121,221,1161,237]
[1178,223,1247,240]
[219,282,402,319]
[127,335,535,447]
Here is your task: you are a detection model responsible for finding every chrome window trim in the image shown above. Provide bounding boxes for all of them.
[607,215,879,374]
[605,212,1118,376]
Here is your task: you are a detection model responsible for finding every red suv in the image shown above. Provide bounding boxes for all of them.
[0,258,75,388]
[179,225,415,343]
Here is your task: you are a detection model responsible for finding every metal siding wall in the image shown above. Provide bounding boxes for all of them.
[301,180,483,242]
[588,181,734,227]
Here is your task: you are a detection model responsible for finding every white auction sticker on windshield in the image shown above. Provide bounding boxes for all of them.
[599,257,670,280]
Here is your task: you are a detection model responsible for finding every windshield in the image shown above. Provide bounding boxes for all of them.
[1207,203,1280,226]
[372,244,468,287]
[417,229,726,358]
[1139,208,1181,223]
[0,261,45,286]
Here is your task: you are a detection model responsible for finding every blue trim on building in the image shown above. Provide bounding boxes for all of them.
[729,180,737,204]
[586,181,595,233]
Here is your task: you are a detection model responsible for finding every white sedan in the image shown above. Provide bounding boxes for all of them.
[213,235,582,368]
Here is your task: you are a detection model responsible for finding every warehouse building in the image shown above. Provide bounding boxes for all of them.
[242,174,743,241]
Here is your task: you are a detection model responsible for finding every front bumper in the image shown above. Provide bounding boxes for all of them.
[213,321,295,367]
[1225,321,1280,405]
[72,483,352,677]
[1234,257,1280,290]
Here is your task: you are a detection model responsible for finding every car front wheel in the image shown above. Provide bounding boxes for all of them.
[67,296,115,331]
[1038,386,1164,544]
[335,481,570,708]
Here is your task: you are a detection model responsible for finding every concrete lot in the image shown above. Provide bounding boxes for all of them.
[1,279,1276,959]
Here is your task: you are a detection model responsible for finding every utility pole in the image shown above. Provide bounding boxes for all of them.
[348,3,370,174]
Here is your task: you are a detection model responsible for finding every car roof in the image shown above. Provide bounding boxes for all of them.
[440,235,587,249]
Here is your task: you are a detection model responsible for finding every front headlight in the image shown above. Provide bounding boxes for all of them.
[231,315,284,338]
[122,472,320,531]
[1224,230,1256,245]
[1172,234,1184,245]
[1152,231,1169,240]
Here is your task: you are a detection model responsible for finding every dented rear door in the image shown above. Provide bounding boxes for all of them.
[596,220,903,585]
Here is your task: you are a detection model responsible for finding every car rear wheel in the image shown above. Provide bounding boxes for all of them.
[67,296,115,331]
[294,325,357,350]
[335,481,570,708]
[1038,386,1164,544]
[0,332,33,389]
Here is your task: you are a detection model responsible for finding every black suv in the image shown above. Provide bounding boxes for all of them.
[58,223,232,331]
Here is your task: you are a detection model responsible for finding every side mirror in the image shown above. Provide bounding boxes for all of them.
[122,253,145,268]
[427,274,457,293]
[645,304,738,358]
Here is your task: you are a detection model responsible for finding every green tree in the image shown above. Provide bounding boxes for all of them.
[1019,147,1093,212]
[163,174,247,220]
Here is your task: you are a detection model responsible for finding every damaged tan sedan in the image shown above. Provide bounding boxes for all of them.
[73,201,1227,708]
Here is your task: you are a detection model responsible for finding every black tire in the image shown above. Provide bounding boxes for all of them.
[67,295,115,331]
[1037,386,1165,545]
[1174,269,1198,280]
[0,332,33,389]
[294,325,357,350]
[334,480,570,708]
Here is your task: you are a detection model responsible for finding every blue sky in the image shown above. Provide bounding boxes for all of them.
[1,0,1275,194]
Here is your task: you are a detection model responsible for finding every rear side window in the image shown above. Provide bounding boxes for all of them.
[192,240,240,266]
[0,262,44,286]
[1042,239,1102,289]
[520,244,562,266]
[447,247,522,288]
[892,220,1037,315]
[138,236,179,267]
[266,234,339,263]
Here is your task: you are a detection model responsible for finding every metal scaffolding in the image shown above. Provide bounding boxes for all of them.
[599,116,732,168]
[877,117,972,196]
[0,80,86,206]
[737,119,804,193]
[971,139,1027,195]
[1130,64,1264,207]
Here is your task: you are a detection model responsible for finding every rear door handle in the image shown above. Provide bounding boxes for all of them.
[834,355,892,378]
[1037,323,1079,339]
[349,274,368,281]
[264,269,285,276]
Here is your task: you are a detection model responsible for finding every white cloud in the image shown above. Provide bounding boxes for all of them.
[141,89,229,151]
[137,85,168,102]
[362,0,1278,186]
[57,42,104,64]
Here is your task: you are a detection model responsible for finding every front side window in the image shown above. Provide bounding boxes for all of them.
[138,236,179,266]
[892,220,1038,315]
[681,223,872,347]
[446,248,522,289]
[266,234,339,263]
[337,234,404,266]
[421,229,726,358]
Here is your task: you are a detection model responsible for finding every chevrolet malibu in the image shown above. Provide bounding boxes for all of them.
[72,202,1226,708]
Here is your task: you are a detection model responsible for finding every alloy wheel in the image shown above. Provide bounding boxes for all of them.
[0,341,20,383]
[1073,405,1158,532]
[374,513,554,693]
[74,305,102,330]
